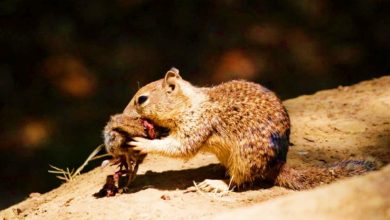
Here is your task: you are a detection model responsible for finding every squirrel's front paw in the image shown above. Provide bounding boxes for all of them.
[129,137,155,154]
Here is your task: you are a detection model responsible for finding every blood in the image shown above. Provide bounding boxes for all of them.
[141,119,156,139]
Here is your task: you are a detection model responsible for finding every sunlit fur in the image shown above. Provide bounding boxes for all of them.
[123,69,378,190]
[125,69,290,186]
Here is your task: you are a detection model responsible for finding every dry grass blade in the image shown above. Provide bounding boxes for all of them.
[48,164,74,181]
[90,153,111,161]
[73,144,104,176]
[56,175,69,181]
[192,181,207,197]
[48,164,65,172]
[48,144,105,182]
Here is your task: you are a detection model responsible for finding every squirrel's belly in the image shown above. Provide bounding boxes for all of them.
[201,130,289,185]
[202,136,234,168]
[201,135,259,184]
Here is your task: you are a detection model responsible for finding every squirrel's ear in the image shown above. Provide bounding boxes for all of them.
[163,67,182,93]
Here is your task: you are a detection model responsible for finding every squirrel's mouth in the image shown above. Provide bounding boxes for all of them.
[140,118,157,139]
[111,118,169,144]
[139,118,170,139]
[103,115,170,155]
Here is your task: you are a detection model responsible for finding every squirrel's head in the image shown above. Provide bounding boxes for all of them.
[124,68,199,127]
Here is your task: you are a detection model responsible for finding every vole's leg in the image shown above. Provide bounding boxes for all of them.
[123,153,133,191]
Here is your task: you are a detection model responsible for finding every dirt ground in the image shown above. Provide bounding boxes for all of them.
[1,76,389,220]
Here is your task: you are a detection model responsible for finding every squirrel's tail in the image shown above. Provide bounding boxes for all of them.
[273,159,379,190]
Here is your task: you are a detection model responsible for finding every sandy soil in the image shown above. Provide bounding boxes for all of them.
[214,164,390,220]
[1,76,389,220]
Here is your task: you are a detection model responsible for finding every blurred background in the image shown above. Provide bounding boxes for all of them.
[0,0,389,208]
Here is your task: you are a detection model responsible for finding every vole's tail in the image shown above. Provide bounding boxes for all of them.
[273,159,379,190]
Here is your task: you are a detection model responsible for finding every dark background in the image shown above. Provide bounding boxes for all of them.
[0,0,389,208]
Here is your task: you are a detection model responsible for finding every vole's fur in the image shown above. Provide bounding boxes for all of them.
[103,114,149,188]
[127,68,376,190]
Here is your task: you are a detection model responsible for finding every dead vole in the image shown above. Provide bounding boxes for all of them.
[97,114,167,196]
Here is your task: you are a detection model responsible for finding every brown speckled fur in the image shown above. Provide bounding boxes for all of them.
[200,80,290,185]
[125,68,376,190]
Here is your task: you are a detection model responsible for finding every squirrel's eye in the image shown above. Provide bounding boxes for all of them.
[137,95,148,105]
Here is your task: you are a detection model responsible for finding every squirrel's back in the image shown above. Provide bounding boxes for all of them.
[199,80,290,185]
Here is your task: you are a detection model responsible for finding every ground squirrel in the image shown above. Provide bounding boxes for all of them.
[122,68,375,191]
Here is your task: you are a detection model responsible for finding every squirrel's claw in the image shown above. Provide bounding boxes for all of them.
[128,137,152,154]
[186,179,232,194]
